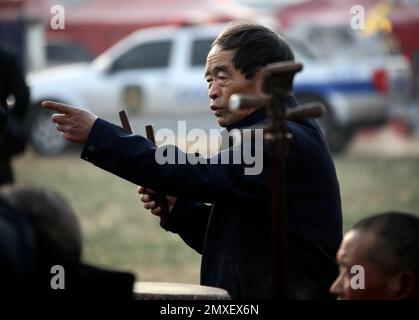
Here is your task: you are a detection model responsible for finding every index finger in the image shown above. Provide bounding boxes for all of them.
[42,101,79,114]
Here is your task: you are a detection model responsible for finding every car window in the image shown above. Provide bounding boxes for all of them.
[191,38,214,67]
[112,40,172,71]
[46,41,93,65]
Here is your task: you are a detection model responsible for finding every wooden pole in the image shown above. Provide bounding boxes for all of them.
[229,61,325,300]
[119,110,169,228]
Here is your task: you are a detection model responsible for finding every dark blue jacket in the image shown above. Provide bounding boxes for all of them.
[81,104,342,300]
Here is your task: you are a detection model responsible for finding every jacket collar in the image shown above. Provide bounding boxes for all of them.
[226,108,267,131]
[226,94,299,131]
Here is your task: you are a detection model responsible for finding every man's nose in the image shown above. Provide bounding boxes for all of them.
[208,82,220,100]
[329,276,342,298]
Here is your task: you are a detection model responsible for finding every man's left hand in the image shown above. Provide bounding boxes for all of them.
[42,101,98,144]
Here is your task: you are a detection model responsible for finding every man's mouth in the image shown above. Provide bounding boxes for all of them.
[210,105,226,117]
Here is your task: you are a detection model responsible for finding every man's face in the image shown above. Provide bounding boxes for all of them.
[205,45,262,127]
[330,230,396,300]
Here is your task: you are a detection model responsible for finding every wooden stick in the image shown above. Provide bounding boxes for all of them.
[118,111,170,228]
[145,125,156,144]
[143,124,170,228]
[119,110,133,133]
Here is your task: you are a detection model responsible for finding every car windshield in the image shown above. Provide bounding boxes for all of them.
[288,38,317,62]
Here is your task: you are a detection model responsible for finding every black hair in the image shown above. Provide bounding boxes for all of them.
[212,20,294,79]
[7,186,82,263]
[353,212,419,278]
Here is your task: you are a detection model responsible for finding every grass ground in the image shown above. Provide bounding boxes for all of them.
[6,150,419,284]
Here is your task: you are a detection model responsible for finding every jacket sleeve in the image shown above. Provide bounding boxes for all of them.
[164,199,211,254]
[81,118,269,204]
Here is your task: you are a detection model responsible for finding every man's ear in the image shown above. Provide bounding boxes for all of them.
[390,271,416,300]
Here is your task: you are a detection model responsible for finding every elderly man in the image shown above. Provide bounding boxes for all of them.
[330,212,419,300]
[43,21,342,299]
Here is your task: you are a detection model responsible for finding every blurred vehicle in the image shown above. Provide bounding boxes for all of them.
[46,40,94,67]
[27,24,222,155]
[331,31,413,122]
[27,23,407,154]
[286,24,413,150]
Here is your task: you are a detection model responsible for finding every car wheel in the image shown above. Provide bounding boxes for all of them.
[317,116,353,153]
[296,95,353,153]
[28,104,69,155]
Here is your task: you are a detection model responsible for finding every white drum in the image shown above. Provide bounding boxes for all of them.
[133,282,231,300]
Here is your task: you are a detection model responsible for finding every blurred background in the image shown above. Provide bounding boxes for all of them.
[1,0,419,284]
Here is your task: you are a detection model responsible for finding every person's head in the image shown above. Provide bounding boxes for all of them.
[7,186,82,264]
[205,21,294,127]
[330,212,419,300]
[5,187,136,298]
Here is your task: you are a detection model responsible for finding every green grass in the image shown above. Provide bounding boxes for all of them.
[335,155,419,231]
[8,150,419,284]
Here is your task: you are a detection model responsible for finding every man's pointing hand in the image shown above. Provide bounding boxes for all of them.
[42,101,98,144]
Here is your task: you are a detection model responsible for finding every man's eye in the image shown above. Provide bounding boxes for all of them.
[206,78,212,83]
